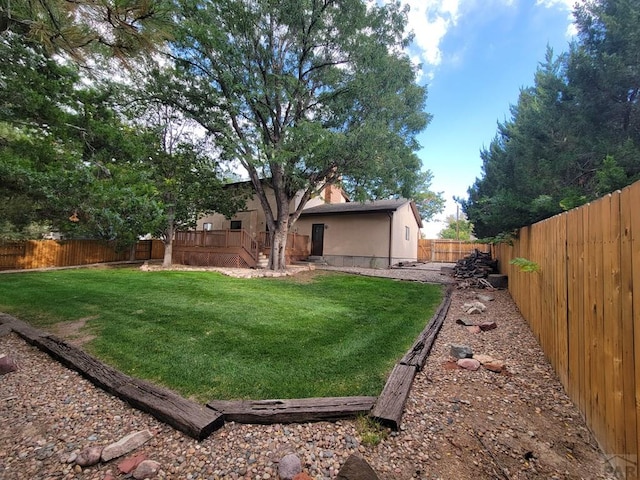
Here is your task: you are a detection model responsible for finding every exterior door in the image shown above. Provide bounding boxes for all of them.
[311,223,325,256]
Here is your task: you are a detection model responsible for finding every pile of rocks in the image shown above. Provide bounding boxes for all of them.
[54,426,382,480]
[58,430,159,479]
[448,293,506,373]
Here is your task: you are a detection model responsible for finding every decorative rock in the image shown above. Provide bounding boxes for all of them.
[455,318,473,326]
[479,321,497,331]
[0,354,17,375]
[476,294,495,302]
[118,453,148,474]
[463,301,486,313]
[293,474,314,480]
[457,358,481,371]
[101,430,153,462]
[132,459,161,479]
[336,455,380,480]
[75,446,103,467]
[483,359,506,373]
[278,453,302,480]
[450,344,473,359]
[473,354,495,365]
[466,325,481,334]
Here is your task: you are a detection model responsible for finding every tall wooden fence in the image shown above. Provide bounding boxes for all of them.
[0,239,164,270]
[493,180,640,479]
[418,239,490,263]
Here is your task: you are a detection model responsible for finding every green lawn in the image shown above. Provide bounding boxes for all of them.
[0,267,443,402]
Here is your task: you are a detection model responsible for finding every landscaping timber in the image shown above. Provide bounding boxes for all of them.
[400,286,453,370]
[0,315,223,440]
[370,363,417,430]
[207,396,376,424]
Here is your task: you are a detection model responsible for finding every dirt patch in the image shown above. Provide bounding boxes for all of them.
[49,316,99,346]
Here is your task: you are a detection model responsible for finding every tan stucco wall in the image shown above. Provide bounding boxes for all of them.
[390,202,420,263]
[198,184,348,238]
[295,213,391,258]
[295,202,419,267]
[197,189,293,238]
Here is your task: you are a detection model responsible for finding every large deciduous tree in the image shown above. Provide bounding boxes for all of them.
[162,0,431,270]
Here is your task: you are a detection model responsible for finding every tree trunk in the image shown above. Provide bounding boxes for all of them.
[162,209,175,268]
[162,240,173,268]
[269,225,288,271]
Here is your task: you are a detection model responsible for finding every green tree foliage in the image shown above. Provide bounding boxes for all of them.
[161,0,431,269]
[465,0,640,238]
[123,97,249,266]
[438,214,473,241]
[412,171,446,223]
[0,34,161,246]
[1,0,171,59]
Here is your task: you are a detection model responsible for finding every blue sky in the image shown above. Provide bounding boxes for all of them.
[399,0,577,236]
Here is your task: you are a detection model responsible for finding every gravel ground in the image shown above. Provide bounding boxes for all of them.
[0,264,613,479]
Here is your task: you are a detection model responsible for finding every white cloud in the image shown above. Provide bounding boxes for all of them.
[535,0,577,37]
[399,0,461,67]
[386,0,577,79]
[535,0,573,9]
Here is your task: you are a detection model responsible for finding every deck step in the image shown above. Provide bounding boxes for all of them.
[256,252,269,269]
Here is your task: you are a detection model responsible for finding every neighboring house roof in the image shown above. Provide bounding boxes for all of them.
[301,199,422,226]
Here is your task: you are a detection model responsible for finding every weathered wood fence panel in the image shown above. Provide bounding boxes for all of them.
[0,239,164,270]
[493,179,640,479]
[418,239,490,263]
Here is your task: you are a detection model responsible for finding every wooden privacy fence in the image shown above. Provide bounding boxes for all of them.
[0,239,164,270]
[493,179,640,479]
[418,239,490,263]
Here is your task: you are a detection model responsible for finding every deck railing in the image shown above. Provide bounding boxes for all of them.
[257,232,309,253]
[174,230,258,256]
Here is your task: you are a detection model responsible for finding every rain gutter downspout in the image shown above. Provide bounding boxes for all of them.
[388,211,393,267]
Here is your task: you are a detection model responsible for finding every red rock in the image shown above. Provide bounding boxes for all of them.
[479,321,497,331]
[118,453,148,474]
[484,359,506,373]
[293,474,314,480]
[0,354,17,375]
[456,358,481,371]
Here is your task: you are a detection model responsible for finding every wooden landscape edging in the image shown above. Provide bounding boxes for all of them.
[371,286,454,429]
[400,286,453,370]
[0,314,223,441]
[0,282,453,437]
[207,397,377,424]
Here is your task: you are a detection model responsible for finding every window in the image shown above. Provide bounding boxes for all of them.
[203,223,213,231]
[230,220,242,230]
[405,226,410,241]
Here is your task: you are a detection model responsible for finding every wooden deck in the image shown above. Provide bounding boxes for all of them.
[173,230,310,268]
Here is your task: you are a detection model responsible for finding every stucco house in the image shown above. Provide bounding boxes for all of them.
[188,182,421,268]
[295,199,422,268]
[196,182,348,239]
